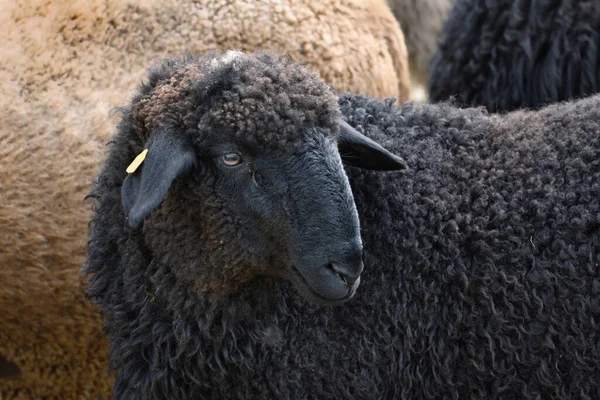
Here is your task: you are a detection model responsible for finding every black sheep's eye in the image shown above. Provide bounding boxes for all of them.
[220,153,242,167]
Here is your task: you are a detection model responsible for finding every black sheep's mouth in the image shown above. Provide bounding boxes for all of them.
[289,264,359,305]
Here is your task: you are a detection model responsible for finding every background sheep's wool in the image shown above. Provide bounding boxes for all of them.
[386,0,454,87]
[429,0,600,112]
[1,0,409,398]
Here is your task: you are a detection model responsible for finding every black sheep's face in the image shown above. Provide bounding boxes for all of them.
[121,121,406,306]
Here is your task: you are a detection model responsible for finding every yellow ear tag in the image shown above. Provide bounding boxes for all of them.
[126,149,148,174]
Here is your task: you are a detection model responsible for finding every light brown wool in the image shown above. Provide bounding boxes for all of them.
[0,0,409,398]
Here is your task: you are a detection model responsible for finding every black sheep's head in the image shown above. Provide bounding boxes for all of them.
[117,51,406,306]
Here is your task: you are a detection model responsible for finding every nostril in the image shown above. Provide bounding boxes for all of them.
[328,261,361,285]
[327,263,348,284]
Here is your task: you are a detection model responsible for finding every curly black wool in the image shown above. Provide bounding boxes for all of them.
[340,92,600,398]
[429,0,600,112]
[87,51,600,399]
[128,51,340,149]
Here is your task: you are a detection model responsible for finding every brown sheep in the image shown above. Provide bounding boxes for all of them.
[0,0,410,398]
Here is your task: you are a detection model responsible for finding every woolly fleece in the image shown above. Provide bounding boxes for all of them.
[88,52,600,398]
[429,0,600,112]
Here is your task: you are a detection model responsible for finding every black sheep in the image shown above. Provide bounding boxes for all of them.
[428,0,600,112]
[87,50,600,399]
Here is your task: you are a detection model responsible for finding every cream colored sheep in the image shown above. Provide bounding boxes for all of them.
[0,0,409,398]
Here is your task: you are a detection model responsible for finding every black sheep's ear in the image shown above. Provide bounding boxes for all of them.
[121,131,196,229]
[337,120,407,171]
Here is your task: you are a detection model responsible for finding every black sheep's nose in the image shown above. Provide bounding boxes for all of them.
[330,260,364,286]
[329,243,364,285]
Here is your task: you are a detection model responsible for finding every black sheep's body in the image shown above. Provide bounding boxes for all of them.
[340,94,600,398]
[87,55,600,399]
[429,0,600,112]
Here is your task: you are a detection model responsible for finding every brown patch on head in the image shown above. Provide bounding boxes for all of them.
[133,63,205,139]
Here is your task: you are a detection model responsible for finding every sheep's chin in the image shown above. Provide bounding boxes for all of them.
[287,264,360,306]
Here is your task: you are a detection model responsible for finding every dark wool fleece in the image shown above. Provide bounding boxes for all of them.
[429,0,600,113]
[130,51,340,149]
[88,53,600,399]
